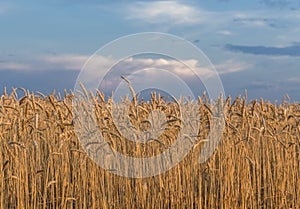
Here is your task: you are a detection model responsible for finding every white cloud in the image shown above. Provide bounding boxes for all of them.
[0,54,250,99]
[41,54,90,70]
[127,1,210,25]
[0,54,249,77]
[101,57,249,92]
[105,57,248,99]
[0,62,32,70]
[215,59,251,74]
[117,57,212,78]
[218,30,233,35]
[0,54,91,71]
[287,76,300,82]
[126,2,288,32]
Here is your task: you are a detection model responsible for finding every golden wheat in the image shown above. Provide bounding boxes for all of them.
[0,88,299,208]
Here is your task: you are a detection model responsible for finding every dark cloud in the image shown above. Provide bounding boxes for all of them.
[0,70,79,96]
[261,0,300,9]
[225,43,300,56]
[262,0,290,7]
[220,71,299,102]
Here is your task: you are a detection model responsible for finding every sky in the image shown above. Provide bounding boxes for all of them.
[0,0,300,102]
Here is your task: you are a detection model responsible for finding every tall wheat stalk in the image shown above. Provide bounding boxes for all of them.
[0,87,299,208]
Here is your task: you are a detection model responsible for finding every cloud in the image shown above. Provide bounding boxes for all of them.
[0,62,32,71]
[112,57,249,78]
[217,30,233,35]
[287,76,300,82]
[247,80,275,90]
[99,57,249,96]
[0,69,79,95]
[233,17,282,28]
[0,54,92,71]
[261,0,298,8]
[0,53,249,77]
[215,60,251,74]
[41,54,90,70]
[0,53,249,100]
[97,57,213,95]
[225,43,300,56]
[127,1,210,25]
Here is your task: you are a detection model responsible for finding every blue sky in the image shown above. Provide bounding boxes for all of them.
[0,0,299,102]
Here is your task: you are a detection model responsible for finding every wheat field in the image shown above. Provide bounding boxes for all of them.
[0,87,299,209]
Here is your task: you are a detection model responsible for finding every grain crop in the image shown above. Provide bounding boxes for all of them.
[0,88,299,209]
